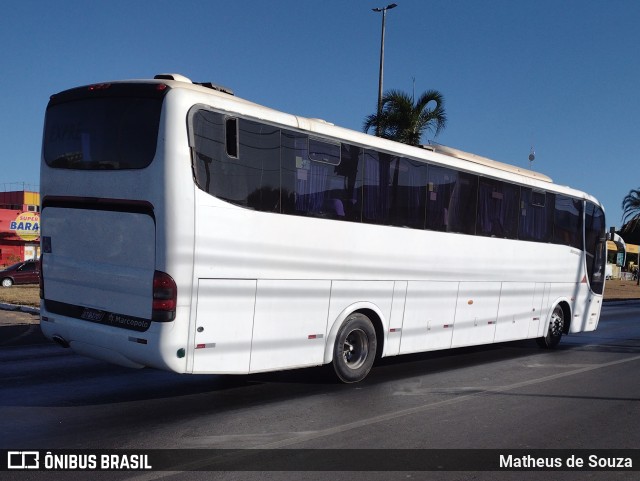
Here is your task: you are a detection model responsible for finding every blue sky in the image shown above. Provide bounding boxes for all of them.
[2,0,639,229]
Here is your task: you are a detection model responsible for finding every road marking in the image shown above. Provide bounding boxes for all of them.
[125,352,640,479]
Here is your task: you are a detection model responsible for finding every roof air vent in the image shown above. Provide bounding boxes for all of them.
[154,73,193,83]
[193,81,234,96]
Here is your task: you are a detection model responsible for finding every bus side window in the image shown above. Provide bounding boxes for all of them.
[225,118,238,158]
[477,177,519,239]
[553,194,583,249]
[426,166,477,235]
[519,188,554,243]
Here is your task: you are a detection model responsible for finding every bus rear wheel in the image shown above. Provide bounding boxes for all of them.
[332,313,377,383]
[537,304,564,348]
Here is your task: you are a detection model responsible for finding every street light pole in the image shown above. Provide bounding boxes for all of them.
[372,3,397,136]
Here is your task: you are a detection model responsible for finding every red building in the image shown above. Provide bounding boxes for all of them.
[0,188,40,267]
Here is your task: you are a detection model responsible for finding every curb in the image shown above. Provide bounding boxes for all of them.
[0,302,40,315]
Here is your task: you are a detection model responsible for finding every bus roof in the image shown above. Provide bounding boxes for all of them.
[111,74,597,204]
[422,144,553,183]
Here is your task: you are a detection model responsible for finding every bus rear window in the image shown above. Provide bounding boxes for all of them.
[44,85,164,170]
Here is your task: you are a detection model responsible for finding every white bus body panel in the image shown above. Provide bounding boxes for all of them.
[451,282,501,347]
[399,281,459,354]
[187,191,597,374]
[41,207,155,317]
[192,279,257,374]
[250,279,331,373]
[494,282,537,343]
[386,281,408,356]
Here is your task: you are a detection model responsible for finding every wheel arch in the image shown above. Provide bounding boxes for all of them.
[323,302,386,365]
[537,298,572,349]
[552,299,572,335]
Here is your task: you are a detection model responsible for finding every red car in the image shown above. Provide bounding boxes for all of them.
[0,260,40,287]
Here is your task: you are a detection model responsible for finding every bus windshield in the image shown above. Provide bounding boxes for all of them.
[43,83,165,170]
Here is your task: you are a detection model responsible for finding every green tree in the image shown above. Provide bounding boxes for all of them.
[621,188,640,232]
[363,89,447,145]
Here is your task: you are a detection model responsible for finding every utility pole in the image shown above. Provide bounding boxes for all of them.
[372,3,398,136]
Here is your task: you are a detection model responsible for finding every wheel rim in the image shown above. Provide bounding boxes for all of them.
[2,279,11,287]
[342,328,369,370]
[550,307,564,337]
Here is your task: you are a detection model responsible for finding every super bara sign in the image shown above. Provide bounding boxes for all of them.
[9,212,40,241]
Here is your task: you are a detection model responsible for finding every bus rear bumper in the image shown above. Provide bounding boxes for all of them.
[39,310,184,372]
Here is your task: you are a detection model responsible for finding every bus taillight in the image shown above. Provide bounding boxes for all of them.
[88,83,111,91]
[152,271,177,322]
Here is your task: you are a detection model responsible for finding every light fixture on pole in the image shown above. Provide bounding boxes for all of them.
[372,3,398,136]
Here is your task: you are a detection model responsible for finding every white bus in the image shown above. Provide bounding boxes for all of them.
[39,74,606,383]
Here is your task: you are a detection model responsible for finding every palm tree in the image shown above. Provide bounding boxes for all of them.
[363,89,447,145]
[622,188,640,228]
[621,188,640,234]
[621,188,640,284]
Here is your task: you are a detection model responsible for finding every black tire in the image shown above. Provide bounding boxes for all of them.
[332,312,377,383]
[537,304,565,349]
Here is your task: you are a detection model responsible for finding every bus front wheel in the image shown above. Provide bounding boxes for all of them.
[332,313,377,383]
[537,304,565,349]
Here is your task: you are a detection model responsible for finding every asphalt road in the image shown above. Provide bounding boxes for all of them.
[1,303,639,481]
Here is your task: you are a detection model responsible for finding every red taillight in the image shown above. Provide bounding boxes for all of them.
[152,271,177,322]
[88,83,111,91]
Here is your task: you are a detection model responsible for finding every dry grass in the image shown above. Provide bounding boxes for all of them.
[602,279,640,301]
[1,279,639,310]
[0,285,40,307]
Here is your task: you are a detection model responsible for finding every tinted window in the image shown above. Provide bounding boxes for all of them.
[309,138,341,165]
[585,202,606,294]
[362,150,393,225]
[190,112,596,257]
[390,157,428,228]
[427,166,477,234]
[477,178,519,238]
[554,195,583,249]
[426,166,455,232]
[519,188,554,242]
[363,151,427,228]
[225,118,238,158]
[44,90,163,169]
[239,119,281,212]
[191,111,281,212]
[281,130,362,220]
[280,129,306,215]
[192,109,224,194]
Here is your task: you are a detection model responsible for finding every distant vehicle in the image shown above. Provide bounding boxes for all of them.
[0,260,40,287]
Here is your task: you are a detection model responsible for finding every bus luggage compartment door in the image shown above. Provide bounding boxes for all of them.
[192,279,257,374]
